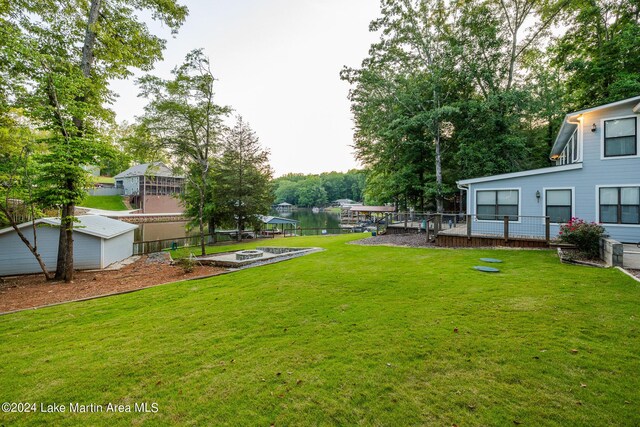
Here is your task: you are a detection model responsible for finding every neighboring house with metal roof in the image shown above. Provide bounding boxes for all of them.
[457,95,640,243]
[0,215,137,276]
[114,162,184,214]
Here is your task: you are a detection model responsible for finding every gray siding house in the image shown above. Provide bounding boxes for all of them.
[114,162,184,213]
[457,96,640,243]
[0,215,137,276]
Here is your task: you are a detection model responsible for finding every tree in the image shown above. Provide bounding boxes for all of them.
[552,0,640,110]
[2,0,188,281]
[216,116,274,241]
[138,49,230,255]
[295,177,328,207]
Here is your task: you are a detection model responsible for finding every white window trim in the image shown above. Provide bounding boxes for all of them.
[542,187,575,225]
[473,187,521,223]
[600,115,640,160]
[595,184,640,227]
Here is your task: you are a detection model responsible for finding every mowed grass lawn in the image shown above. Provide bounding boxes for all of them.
[79,195,128,211]
[1,234,639,426]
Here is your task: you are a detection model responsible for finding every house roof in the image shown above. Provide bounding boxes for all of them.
[0,215,138,239]
[551,95,640,158]
[258,215,299,225]
[114,162,184,179]
[457,163,582,185]
[276,202,293,206]
[349,206,396,213]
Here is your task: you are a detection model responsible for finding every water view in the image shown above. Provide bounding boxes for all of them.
[133,209,343,242]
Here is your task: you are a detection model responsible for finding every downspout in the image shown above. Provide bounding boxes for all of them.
[457,183,469,215]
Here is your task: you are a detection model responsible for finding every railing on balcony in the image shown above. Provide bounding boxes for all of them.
[556,127,581,165]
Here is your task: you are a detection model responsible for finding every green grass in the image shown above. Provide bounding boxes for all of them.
[1,234,639,426]
[79,195,128,211]
[92,176,116,185]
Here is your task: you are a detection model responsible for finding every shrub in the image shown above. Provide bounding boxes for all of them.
[558,217,605,259]
[176,257,196,274]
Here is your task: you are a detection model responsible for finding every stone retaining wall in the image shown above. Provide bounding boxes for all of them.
[600,237,623,267]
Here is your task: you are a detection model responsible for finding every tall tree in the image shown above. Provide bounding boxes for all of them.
[2,0,187,281]
[217,116,274,241]
[552,0,640,109]
[138,49,230,255]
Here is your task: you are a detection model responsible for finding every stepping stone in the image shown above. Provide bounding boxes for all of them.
[480,258,503,263]
[473,266,500,273]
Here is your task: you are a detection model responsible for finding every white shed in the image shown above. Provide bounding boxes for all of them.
[0,215,138,276]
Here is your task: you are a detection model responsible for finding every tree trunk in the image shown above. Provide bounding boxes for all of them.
[54,204,68,280]
[0,206,52,280]
[435,130,443,213]
[64,203,74,282]
[199,189,205,256]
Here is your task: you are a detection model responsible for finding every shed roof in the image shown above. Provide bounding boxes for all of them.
[114,162,184,179]
[276,202,293,206]
[258,215,299,225]
[349,206,396,213]
[0,215,138,239]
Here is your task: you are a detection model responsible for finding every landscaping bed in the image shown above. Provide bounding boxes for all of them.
[0,255,225,313]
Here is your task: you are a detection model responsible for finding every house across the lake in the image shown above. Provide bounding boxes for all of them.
[114,162,184,214]
[0,215,137,276]
[457,95,640,244]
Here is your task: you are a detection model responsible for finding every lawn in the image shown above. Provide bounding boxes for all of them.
[1,234,639,426]
[79,195,128,211]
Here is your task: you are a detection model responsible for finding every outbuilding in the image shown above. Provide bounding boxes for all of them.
[0,215,137,276]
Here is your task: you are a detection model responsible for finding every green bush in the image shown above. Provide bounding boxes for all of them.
[558,217,605,259]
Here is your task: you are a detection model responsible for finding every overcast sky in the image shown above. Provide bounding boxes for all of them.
[109,0,380,177]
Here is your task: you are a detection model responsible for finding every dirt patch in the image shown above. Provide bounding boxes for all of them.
[0,255,225,314]
[626,269,640,280]
[557,248,606,267]
[350,233,436,248]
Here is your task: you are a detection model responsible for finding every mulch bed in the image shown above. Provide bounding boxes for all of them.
[0,255,225,314]
[350,233,436,248]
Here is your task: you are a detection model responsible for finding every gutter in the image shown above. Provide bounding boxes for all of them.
[550,115,581,160]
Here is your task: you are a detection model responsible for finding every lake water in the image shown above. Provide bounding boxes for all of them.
[270,209,342,236]
[133,209,343,242]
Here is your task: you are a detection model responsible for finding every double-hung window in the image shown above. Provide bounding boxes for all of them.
[476,190,519,220]
[599,187,640,224]
[545,189,572,223]
[604,117,637,157]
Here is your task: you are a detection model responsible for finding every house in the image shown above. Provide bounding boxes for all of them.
[114,162,184,214]
[457,95,640,243]
[0,215,137,276]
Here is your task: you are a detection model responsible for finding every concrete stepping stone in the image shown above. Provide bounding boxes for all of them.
[473,266,500,273]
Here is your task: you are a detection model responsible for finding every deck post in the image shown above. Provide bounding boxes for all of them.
[545,217,550,244]
[435,214,441,236]
[504,216,509,242]
[466,214,472,239]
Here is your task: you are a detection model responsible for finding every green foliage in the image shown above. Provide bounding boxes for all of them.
[273,170,365,206]
[559,217,606,259]
[215,116,274,234]
[553,0,640,110]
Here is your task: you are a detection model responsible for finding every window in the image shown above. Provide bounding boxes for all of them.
[604,117,637,157]
[546,189,572,223]
[476,190,519,220]
[599,187,640,224]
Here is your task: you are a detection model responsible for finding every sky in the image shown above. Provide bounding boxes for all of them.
[109,0,381,177]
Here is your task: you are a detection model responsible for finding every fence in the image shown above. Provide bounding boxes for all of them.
[87,187,124,196]
[283,227,357,237]
[436,214,551,242]
[132,231,275,255]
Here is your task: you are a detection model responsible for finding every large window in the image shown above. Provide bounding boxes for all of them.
[600,187,640,224]
[476,190,519,220]
[546,189,572,223]
[604,117,637,157]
